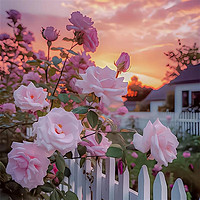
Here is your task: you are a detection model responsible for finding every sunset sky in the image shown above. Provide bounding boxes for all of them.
[1,0,200,88]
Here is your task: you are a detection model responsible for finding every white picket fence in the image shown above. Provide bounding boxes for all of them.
[63,155,187,200]
[121,112,200,136]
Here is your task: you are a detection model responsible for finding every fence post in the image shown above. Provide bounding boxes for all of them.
[171,178,186,200]
[138,165,150,200]
[153,172,167,200]
[118,167,129,200]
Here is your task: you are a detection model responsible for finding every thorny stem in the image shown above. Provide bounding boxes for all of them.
[0,122,35,134]
[50,43,78,110]
[45,42,51,83]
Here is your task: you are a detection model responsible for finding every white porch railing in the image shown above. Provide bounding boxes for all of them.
[63,156,187,200]
[121,112,200,136]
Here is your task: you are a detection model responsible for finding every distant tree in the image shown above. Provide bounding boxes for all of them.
[164,40,200,82]
[125,75,152,101]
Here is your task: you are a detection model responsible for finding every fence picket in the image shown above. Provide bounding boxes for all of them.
[138,165,150,200]
[118,167,130,200]
[82,159,92,200]
[105,158,115,200]
[171,178,187,200]
[153,172,167,200]
[93,160,102,200]
[74,150,82,199]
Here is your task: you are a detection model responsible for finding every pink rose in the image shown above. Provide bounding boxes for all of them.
[13,82,49,112]
[131,163,136,169]
[133,119,179,166]
[6,141,50,190]
[115,52,130,73]
[22,72,40,84]
[79,130,111,158]
[152,163,162,177]
[0,103,16,113]
[34,107,83,156]
[75,66,128,107]
[69,51,95,72]
[42,26,59,42]
[0,33,10,41]
[131,152,138,158]
[7,9,21,22]
[83,28,99,53]
[183,151,191,158]
[22,31,35,44]
[116,106,128,115]
[66,11,94,31]
[117,160,124,174]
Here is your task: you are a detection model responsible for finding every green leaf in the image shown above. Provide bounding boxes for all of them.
[52,56,62,66]
[26,60,41,66]
[56,171,64,182]
[58,93,69,104]
[48,95,57,100]
[64,167,71,177]
[50,190,59,200]
[49,67,57,77]
[40,183,54,193]
[87,110,98,128]
[63,37,73,42]
[80,157,86,168]
[67,49,78,55]
[0,161,6,173]
[51,47,64,51]
[65,151,72,159]
[56,153,65,173]
[69,94,82,103]
[95,132,102,144]
[77,145,87,157]
[72,106,90,114]
[106,144,123,158]
[65,191,78,200]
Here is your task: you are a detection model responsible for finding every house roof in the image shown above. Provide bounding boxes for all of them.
[170,64,200,85]
[143,84,175,102]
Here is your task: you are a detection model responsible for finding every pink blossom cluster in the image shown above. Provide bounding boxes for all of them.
[66,11,99,52]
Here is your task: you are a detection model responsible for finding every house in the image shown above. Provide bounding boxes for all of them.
[143,84,175,112]
[170,64,200,113]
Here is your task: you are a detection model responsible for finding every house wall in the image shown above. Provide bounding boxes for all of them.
[175,83,200,114]
[150,101,165,112]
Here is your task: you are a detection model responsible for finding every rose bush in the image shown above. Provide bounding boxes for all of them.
[0,9,179,200]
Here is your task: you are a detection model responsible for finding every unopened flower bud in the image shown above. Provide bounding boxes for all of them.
[115,52,130,77]
[42,26,59,42]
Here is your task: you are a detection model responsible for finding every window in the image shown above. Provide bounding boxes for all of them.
[192,91,200,107]
[182,91,189,107]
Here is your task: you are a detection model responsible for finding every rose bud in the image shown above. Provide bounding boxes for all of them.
[42,26,59,42]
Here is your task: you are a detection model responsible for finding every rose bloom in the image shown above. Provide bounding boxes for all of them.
[22,72,40,84]
[83,28,99,53]
[7,9,21,22]
[42,26,59,41]
[133,119,179,167]
[131,152,138,158]
[34,107,83,156]
[0,103,16,113]
[79,130,111,158]
[6,141,50,190]
[66,11,94,31]
[115,52,130,73]
[116,106,128,115]
[183,151,191,158]
[75,66,128,108]
[22,31,35,44]
[0,33,10,41]
[13,82,49,112]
